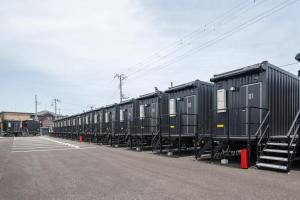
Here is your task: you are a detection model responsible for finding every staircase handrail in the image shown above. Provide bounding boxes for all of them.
[255,110,270,139]
[287,108,300,137]
[289,124,299,147]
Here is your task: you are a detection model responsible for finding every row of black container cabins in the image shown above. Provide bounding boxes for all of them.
[53,81,212,153]
[53,61,300,169]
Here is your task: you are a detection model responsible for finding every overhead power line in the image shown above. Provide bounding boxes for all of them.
[126,0,299,80]
[278,62,299,68]
[126,0,260,78]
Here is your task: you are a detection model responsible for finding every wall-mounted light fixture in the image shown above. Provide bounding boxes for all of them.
[230,86,236,92]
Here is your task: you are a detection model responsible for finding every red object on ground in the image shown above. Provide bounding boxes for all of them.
[79,136,83,142]
[241,149,248,169]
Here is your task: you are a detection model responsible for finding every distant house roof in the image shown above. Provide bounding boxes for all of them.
[0,111,34,115]
[37,110,56,116]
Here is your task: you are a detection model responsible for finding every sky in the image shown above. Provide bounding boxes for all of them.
[0,0,299,115]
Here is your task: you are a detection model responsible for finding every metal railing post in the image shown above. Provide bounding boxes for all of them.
[194,114,199,159]
[179,112,182,156]
[247,107,251,165]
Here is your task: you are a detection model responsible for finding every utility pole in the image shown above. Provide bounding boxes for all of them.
[52,98,61,119]
[114,73,127,102]
[34,95,38,121]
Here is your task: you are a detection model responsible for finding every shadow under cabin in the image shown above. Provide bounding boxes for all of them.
[134,89,168,151]
[210,61,300,171]
[163,80,213,156]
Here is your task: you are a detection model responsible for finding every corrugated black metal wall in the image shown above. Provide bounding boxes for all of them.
[267,66,300,136]
[211,62,300,138]
[166,80,213,136]
[119,100,139,135]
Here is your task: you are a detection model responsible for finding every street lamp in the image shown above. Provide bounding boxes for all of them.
[296,53,300,77]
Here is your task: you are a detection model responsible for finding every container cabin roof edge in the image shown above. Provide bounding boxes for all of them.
[104,103,118,109]
[119,98,135,106]
[136,90,163,100]
[54,107,104,122]
[165,79,213,93]
[210,61,300,82]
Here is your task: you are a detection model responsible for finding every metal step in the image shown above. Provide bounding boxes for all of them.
[259,156,288,162]
[263,149,293,154]
[256,163,288,171]
[270,135,299,139]
[267,142,296,147]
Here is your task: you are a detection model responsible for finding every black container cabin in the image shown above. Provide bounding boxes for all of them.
[116,99,139,147]
[133,90,168,151]
[77,114,85,139]
[92,108,102,144]
[163,80,213,155]
[70,115,77,140]
[3,120,22,136]
[56,119,64,137]
[54,120,62,137]
[101,104,120,145]
[97,108,106,144]
[210,61,300,171]
[63,118,69,138]
[22,120,40,136]
[66,117,71,138]
[82,110,96,142]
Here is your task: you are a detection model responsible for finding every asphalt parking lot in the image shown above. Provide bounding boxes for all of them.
[0,136,300,200]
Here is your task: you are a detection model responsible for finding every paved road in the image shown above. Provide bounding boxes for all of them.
[0,136,300,200]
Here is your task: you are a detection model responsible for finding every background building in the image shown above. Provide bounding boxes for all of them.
[0,112,33,134]
[36,110,56,134]
[0,110,62,135]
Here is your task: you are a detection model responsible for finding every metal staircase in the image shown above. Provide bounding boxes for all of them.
[256,109,300,172]
[151,128,161,152]
[195,137,212,159]
[195,138,225,160]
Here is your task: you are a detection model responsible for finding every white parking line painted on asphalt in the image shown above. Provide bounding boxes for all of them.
[41,137,80,149]
[12,137,73,152]
[11,136,95,153]
[12,146,73,150]
[12,146,96,153]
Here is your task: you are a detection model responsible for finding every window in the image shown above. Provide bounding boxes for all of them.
[217,89,226,113]
[112,111,116,121]
[169,99,176,116]
[139,105,145,119]
[94,114,98,123]
[105,112,109,123]
[99,112,103,122]
[120,109,124,122]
